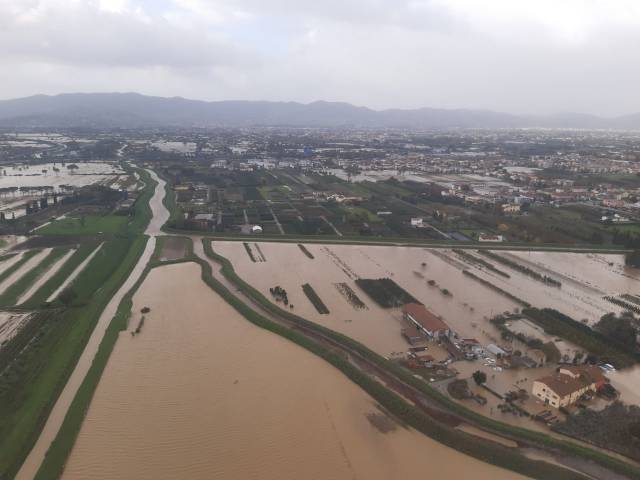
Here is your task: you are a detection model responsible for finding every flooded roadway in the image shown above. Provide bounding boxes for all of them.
[16,169,167,480]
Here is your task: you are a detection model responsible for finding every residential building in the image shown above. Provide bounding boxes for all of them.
[401,319,425,345]
[402,303,450,339]
[532,365,606,408]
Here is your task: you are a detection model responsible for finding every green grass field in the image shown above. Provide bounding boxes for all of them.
[0,249,42,285]
[0,248,70,307]
[37,215,128,236]
[21,243,100,308]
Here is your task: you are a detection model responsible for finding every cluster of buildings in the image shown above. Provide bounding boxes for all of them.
[532,365,607,408]
[399,302,613,412]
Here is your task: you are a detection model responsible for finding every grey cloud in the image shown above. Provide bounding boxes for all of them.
[0,1,253,68]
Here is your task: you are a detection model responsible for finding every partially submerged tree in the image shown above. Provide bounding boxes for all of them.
[472,370,487,386]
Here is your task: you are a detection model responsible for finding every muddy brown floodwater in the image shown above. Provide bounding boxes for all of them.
[62,262,524,480]
[213,241,518,356]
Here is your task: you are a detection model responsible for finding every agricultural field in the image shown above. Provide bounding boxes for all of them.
[162,165,627,248]
[37,215,128,236]
[155,236,192,262]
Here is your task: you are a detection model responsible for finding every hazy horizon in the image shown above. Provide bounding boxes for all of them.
[4,91,640,119]
[2,1,640,116]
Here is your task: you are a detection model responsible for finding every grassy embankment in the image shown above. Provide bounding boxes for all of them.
[36,216,128,236]
[0,248,70,307]
[160,174,182,229]
[201,239,640,480]
[35,237,195,480]
[0,168,155,480]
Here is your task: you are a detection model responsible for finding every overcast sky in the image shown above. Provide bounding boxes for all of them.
[1,0,639,116]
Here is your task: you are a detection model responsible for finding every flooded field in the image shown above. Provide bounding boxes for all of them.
[509,250,640,324]
[62,262,523,480]
[0,161,125,217]
[158,236,189,261]
[0,162,122,189]
[214,242,634,356]
[325,169,510,189]
[213,241,518,356]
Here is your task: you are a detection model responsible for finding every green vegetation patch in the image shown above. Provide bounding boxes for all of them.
[297,243,314,259]
[355,277,419,308]
[301,283,330,314]
[0,248,70,307]
[37,215,128,236]
[0,249,42,285]
[21,243,99,308]
[554,402,640,462]
[154,236,192,262]
[243,242,257,262]
[522,308,637,368]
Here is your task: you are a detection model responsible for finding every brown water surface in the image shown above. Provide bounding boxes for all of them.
[62,262,525,480]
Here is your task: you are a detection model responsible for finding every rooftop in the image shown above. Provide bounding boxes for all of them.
[402,303,448,333]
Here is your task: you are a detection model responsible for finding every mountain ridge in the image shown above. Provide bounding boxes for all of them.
[0,92,637,130]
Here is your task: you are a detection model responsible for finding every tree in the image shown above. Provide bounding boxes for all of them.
[625,250,640,268]
[472,370,487,386]
[595,313,637,350]
[58,288,77,306]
